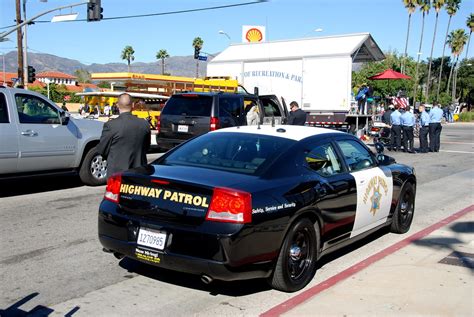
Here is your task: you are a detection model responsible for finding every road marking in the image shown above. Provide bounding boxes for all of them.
[439,150,474,154]
[260,204,474,317]
[441,141,474,145]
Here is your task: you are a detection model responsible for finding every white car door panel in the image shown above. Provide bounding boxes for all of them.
[0,92,19,173]
[15,93,78,172]
[350,166,393,238]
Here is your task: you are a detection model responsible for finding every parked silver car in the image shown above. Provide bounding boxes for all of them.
[0,86,106,185]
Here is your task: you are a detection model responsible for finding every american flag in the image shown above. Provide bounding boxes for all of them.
[393,97,409,109]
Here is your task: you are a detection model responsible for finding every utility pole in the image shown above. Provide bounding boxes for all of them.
[22,0,29,88]
[15,0,24,87]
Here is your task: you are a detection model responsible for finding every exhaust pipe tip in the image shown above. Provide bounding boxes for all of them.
[113,252,124,259]
[201,274,213,285]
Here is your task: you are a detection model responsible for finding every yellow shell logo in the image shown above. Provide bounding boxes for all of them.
[246,28,263,42]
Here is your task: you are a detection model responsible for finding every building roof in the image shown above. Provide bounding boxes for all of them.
[37,71,77,79]
[210,33,385,63]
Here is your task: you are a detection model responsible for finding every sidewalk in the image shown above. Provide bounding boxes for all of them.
[263,206,474,317]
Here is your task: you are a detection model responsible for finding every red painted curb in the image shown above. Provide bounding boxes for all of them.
[261,204,474,317]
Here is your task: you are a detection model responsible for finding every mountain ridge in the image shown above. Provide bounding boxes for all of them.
[2,51,210,78]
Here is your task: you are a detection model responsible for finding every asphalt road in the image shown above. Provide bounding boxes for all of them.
[0,123,472,316]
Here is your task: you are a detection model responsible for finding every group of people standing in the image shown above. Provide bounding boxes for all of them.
[383,102,444,153]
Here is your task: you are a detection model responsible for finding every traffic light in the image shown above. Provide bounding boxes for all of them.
[87,0,103,22]
[194,47,200,59]
[27,66,36,83]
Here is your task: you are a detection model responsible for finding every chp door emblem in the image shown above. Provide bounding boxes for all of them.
[363,176,389,216]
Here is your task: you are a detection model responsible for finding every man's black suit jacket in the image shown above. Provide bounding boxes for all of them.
[288,109,307,126]
[96,112,151,178]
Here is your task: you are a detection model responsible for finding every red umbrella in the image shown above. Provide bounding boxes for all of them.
[368,69,411,80]
[368,69,412,103]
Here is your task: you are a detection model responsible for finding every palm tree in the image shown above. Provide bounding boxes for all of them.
[425,0,445,101]
[402,0,418,74]
[156,49,170,75]
[446,29,468,100]
[192,37,204,77]
[121,45,135,73]
[436,0,461,100]
[465,13,474,59]
[413,0,430,104]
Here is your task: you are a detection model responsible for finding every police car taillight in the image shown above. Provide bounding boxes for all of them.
[104,174,122,203]
[210,117,219,131]
[206,187,252,224]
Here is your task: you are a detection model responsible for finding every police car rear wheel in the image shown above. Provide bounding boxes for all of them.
[268,218,318,292]
[391,182,415,234]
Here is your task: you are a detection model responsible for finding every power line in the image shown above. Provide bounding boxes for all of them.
[0,1,266,29]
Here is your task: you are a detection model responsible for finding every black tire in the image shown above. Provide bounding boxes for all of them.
[267,218,319,292]
[391,182,415,234]
[79,146,107,186]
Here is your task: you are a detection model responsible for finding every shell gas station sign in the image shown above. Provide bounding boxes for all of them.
[242,25,266,43]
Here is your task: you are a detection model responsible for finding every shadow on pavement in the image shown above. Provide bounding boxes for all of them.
[118,257,271,296]
[0,174,84,198]
[0,292,80,317]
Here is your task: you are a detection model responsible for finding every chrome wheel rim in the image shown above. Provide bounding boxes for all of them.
[288,229,312,280]
[90,155,107,180]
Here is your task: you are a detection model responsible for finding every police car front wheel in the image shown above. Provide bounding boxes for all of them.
[390,182,415,234]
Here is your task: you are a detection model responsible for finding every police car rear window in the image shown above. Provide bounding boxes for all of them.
[162,95,212,116]
[161,132,295,175]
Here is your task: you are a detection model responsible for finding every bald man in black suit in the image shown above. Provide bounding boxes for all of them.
[96,93,151,178]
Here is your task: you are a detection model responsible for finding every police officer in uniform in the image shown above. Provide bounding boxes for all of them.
[382,104,394,124]
[389,104,402,151]
[400,106,415,153]
[418,104,430,153]
[429,103,444,152]
[288,101,307,126]
[96,93,151,178]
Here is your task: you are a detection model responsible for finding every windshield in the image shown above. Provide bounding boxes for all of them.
[162,95,213,116]
[159,132,295,175]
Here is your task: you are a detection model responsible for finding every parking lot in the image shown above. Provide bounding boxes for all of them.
[1,123,473,316]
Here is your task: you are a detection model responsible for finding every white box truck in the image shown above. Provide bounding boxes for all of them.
[207,33,385,131]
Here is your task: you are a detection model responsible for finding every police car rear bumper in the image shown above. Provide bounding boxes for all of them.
[98,210,274,282]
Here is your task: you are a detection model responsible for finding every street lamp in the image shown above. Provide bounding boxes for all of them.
[218,30,231,41]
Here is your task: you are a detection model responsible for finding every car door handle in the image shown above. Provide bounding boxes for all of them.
[21,130,38,137]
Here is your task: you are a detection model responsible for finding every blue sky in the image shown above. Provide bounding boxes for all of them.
[1,0,472,65]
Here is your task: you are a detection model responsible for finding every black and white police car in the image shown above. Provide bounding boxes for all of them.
[98,125,416,292]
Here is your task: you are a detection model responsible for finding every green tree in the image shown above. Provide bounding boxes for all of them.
[465,13,474,58]
[74,69,91,83]
[156,49,170,75]
[426,0,445,100]
[192,37,204,77]
[352,51,417,99]
[456,58,474,103]
[121,45,135,73]
[436,0,461,99]
[413,0,431,103]
[446,29,469,100]
[402,0,418,74]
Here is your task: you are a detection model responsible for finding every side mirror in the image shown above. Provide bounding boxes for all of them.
[374,142,384,154]
[60,111,70,125]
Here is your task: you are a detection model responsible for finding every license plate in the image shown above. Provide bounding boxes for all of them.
[137,228,167,250]
[177,125,188,133]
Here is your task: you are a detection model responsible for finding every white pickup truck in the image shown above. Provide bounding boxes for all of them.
[0,86,107,185]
